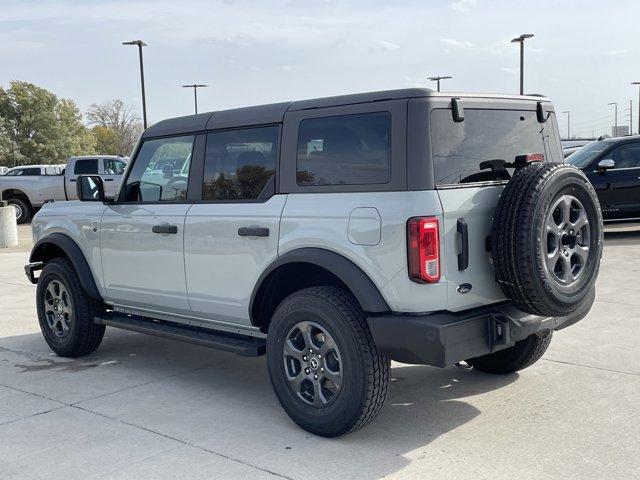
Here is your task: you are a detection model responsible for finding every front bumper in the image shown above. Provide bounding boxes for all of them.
[367,287,595,367]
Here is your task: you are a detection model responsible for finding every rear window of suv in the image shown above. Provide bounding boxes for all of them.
[431,108,560,186]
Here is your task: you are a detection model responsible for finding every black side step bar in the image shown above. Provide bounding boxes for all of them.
[95,312,265,357]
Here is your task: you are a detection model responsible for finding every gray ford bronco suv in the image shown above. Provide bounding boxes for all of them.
[26,89,603,437]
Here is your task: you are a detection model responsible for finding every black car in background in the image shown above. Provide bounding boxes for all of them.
[567,136,640,222]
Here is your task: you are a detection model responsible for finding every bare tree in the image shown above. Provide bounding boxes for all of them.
[86,99,143,156]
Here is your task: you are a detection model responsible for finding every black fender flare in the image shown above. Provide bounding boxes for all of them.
[249,247,390,325]
[30,233,103,301]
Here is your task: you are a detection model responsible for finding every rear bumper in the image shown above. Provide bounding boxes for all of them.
[367,288,595,367]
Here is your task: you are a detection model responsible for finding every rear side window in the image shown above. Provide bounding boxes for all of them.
[74,159,98,175]
[296,112,391,186]
[202,126,278,201]
[431,109,560,186]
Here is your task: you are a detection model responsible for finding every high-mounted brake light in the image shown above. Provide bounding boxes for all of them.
[407,217,440,283]
[521,153,545,162]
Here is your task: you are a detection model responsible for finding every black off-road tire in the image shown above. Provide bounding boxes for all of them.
[492,163,603,317]
[36,258,106,357]
[8,198,31,224]
[267,286,390,437]
[468,331,553,374]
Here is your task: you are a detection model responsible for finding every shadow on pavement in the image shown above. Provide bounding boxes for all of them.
[604,229,640,247]
[0,328,518,478]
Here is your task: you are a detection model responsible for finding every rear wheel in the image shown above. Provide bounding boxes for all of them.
[468,331,553,374]
[267,286,390,437]
[36,258,105,357]
[7,198,31,224]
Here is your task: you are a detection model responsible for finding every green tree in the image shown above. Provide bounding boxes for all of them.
[92,125,121,155]
[0,81,95,165]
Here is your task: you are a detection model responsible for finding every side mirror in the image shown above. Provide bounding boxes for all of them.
[597,159,615,172]
[77,175,105,201]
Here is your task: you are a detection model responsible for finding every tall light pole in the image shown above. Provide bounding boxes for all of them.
[182,84,208,114]
[427,75,452,92]
[632,82,640,134]
[511,33,534,95]
[562,111,570,139]
[608,102,618,136]
[122,40,148,129]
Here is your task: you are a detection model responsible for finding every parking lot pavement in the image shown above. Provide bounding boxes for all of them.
[1,225,639,479]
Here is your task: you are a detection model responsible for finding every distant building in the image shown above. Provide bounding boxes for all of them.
[612,125,630,137]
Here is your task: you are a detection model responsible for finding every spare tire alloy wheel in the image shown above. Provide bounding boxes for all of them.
[492,163,603,317]
[283,321,342,407]
[43,279,73,339]
[544,194,590,286]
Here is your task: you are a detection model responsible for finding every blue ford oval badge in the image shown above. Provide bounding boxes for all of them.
[456,283,472,294]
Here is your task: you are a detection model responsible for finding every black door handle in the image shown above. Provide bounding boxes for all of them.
[238,227,269,237]
[104,178,114,182]
[152,224,178,234]
[457,218,469,271]
[69,178,76,182]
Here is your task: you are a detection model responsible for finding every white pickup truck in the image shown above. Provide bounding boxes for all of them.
[0,156,127,223]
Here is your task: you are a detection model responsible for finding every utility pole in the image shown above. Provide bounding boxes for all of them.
[630,100,633,136]
[122,40,148,129]
[608,102,618,136]
[562,110,570,139]
[181,84,208,114]
[427,75,452,92]
[511,34,534,95]
[632,82,640,134]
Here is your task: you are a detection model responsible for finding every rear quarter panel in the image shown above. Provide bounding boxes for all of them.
[279,191,448,313]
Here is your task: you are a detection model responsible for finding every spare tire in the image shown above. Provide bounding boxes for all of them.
[492,163,603,317]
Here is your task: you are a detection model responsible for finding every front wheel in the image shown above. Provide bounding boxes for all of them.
[36,258,106,357]
[267,287,390,437]
[467,331,553,374]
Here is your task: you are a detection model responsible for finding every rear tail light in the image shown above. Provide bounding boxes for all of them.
[407,217,440,283]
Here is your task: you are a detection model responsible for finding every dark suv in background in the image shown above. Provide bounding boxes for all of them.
[567,136,640,222]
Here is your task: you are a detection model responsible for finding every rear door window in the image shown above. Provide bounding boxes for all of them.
[202,125,278,201]
[431,109,560,186]
[74,159,99,175]
[296,112,391,186]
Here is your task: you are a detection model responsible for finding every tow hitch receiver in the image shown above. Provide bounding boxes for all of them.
[490,316,511,348]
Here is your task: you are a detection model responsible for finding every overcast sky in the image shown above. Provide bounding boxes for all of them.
[2,0,639,138]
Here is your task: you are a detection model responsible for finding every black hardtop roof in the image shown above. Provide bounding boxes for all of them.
[141,88,550,139]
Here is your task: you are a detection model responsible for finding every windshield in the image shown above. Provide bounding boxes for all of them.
[430,108,561,186]
[566,141,611,168]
